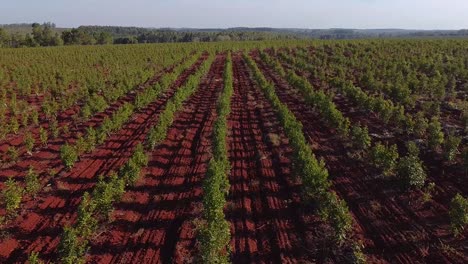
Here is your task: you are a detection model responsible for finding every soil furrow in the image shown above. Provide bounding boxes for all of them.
[85,53,225,264]
[0,54,208,263]
[253,51,467,263]
[227,53,330,263]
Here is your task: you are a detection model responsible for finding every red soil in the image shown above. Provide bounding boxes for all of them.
[0,58,186,166]
[85,53,225,264]
[0,55,208,263]
[226,53,347,263]
[0,58,188,190]
[253,51,468,263]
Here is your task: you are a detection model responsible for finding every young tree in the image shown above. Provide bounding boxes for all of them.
[427,117,444,151]
[39,126,48,146]
[397,155,426,189]
[60,144,78,169]
[444,133,462,162]
[24,132,35,154]
[449,194,468,236]
[2,177,24,215]
[350,125,371,152]
[370,143,399,176]
[25,166,41,196]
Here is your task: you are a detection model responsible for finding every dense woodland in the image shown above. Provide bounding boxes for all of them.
[0,23,300,48]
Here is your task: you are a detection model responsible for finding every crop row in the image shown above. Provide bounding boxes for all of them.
[243,53,356,247]
[198,52,232,263]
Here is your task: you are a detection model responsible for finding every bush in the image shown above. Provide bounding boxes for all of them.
[370,143,399,176]
[2,177,24,215]
[49,118,59,139]
[449,194,468,236]
[92,173,125,219]
[75,192,98,238]
[444,133,461,162]
[39,126,48,146]
[413,112,429,138]
[428,117,444,151]
[397,155,426,189]
[350,125,371,151]
[60,143,78,169]
[319,191,353,243]
[24,132,35,153]
[25,166,41,196]
[58,226,87,264]
[7,146,19,162]
[28,251,43,264]
[85,127,97,152]
[10,118,19,134]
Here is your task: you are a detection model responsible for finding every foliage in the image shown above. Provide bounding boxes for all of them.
[427,117,444,151]
[75,192,98,238]
[370,143,399,176]
[449,194,468,236]
[60,143,78,169]
[25,166,41,196]
[39,126,48,146]
[24,132,35,153]
[443,133,461,162]
[58,226,87,264]
[2,177,24,215]
[27,251,43,264]
[199,53,232,262]
[397,155,426,189]
[245,53,352,243]
[49,118,60,139]
[7,146,19,162]
[350,125,371,152]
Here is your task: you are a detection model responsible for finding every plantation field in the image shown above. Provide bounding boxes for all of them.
[0,40,466,263]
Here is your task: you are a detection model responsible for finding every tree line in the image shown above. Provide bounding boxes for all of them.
[0,23,300,48]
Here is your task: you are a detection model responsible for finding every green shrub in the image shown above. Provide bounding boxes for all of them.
[75,192,98,238]
[370,143,399,176]
[25,166,41,196]
[60,143,78,169]
[24,132,35,153]
[2,177,24,215]
[28,251,43,264]
[10,118,19,134]
[428,117,444,151]
[7,146,19,162]
[58,226,87,264]
[49,118,59,139]
[39,126,48,146]
[444,133,461,162]
[93,173,125,219]
[397,155,426,189]
[350,125,371,151]
[449,194,468,236]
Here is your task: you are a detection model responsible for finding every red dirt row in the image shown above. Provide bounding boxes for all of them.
[84,53,225,263]
[0,58,186,167]
[0,54,208,263]
[0,57,189,190]
[253,51,468,263]
[226,53,352,263]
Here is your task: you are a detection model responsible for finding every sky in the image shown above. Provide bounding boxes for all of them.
[1,0,467,30]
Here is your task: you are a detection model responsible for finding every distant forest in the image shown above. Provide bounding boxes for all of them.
[1,22,468,48]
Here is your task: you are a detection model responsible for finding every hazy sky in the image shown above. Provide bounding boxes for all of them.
[1,0,467,29]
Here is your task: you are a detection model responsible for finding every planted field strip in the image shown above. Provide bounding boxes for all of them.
[272,49,468,201]
[0,54,200,191]
[84,53,224,264]
[225,52,333,263]
[252,51,468,263]
[0,55,191,166]
[0,54,208,262]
